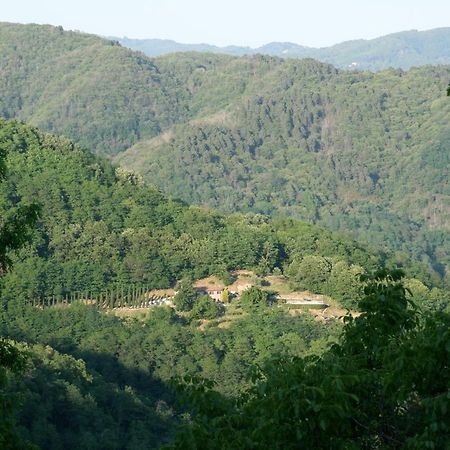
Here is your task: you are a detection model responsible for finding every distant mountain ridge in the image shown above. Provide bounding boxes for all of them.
[115,28,450,70]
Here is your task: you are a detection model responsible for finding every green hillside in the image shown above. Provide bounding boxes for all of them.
[116,59,450,283]
[0,113,449,449]
[0,119,388,449]
[0,22,449,285]
[2,118,400,307]
[314,28,450,70]
[0,22,190,155]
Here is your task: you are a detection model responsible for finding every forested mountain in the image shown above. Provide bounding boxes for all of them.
[0,22,191,155]
[1,118,393,305]
[0,22,449,286]
[1,116,449,450]
[1,118,430,449]
[116,57,450,284]
[116,28,450,70]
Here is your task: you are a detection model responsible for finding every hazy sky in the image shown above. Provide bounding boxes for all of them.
[2,0,450,47]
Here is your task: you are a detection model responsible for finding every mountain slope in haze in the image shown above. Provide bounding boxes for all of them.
[0,22,285,156]
[0,22,449,284]
[0,22,191,155]
[113,37,254,57]
[116,28,450,70]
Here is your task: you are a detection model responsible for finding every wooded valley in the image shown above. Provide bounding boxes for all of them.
[0,21,449,449]
[1,22,448,285]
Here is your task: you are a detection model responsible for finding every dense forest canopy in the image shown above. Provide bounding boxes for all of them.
[0,22,190,155]
[0,18,448,445]
[0,22,449,286]
[0,120,348,448]
[0,118,390,304]
[0,119,448,449]
[117,58,450,284]
[166,270,450,449]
